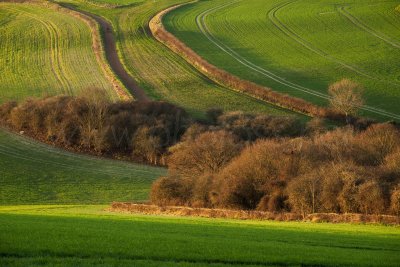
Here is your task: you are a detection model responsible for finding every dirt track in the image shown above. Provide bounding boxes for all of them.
[63,4,149,101]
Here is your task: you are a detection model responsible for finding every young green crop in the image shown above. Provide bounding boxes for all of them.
[164,0,400,121]
[0,205,399,267]
[0,130,165,204]
[0,2,117,102]
[64,0,297,118]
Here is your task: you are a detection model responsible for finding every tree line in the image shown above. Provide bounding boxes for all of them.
[1,81,399,216]
[0,89,188,165]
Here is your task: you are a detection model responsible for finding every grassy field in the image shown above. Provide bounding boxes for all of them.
[2,2,399,266]
[0,130,165,204]
[0,205,399,267]
[61,0,298,118]
[164,0,400,121]
[0,2,117,102]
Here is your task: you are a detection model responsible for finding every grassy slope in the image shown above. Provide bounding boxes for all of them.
[164,0,400,120]
[0,2,117,102]
[0,130,165,204]
[0,205,399,267]
[65,0,299,118]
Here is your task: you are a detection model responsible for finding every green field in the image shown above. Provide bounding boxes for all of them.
[0,130,165,204]
[1,1,400,266]
[164,0,400,121]
[0,205,399,266]
[62,0,296,118]
[0,2,117,102]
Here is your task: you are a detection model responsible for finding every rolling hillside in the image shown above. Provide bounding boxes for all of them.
[65,0,297,118]
[0,130,165,204]
[1,1,400,266]
[163,0,400,121]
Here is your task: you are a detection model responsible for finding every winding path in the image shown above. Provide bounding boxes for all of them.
[61,3,149,101]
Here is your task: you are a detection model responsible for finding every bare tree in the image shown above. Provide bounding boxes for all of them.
[328,79,364,120]
[78,88,110,149]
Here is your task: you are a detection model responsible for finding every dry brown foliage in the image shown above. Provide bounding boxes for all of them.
[168,130,241,179]
[109,202,399,225]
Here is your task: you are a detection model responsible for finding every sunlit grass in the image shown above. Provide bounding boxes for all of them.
[0,205,399,267]
[164,0,400,120]
[0,2,116,102]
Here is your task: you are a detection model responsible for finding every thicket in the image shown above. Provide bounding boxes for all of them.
[0,90,188,164]
[151,122,400,216]
[0,91,305,165]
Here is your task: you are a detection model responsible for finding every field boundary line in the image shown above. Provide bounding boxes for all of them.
[149,1,333,119]
[196,0,400,120]
[51,1,135,100]
[150,0,400,121]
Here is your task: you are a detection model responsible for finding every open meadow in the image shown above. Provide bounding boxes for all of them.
[164,0,400,120]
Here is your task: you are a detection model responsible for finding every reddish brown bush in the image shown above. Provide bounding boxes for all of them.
[212,140,283,210]
[356,180,385,215]
[150,176,192,207]
[168,130,241,179]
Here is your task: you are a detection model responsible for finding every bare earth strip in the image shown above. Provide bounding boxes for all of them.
[60,3,148,101]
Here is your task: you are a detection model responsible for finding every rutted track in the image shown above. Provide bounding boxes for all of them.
[61,3,149,101]
[194,0,400,120]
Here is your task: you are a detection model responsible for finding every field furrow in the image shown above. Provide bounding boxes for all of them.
[67,0,296,118]
[0,2,117,102]
[338,6,400,49]
[164,0,400,121]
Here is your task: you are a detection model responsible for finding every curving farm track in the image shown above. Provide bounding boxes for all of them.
[164,0,400,120]
[60,3,149,101]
